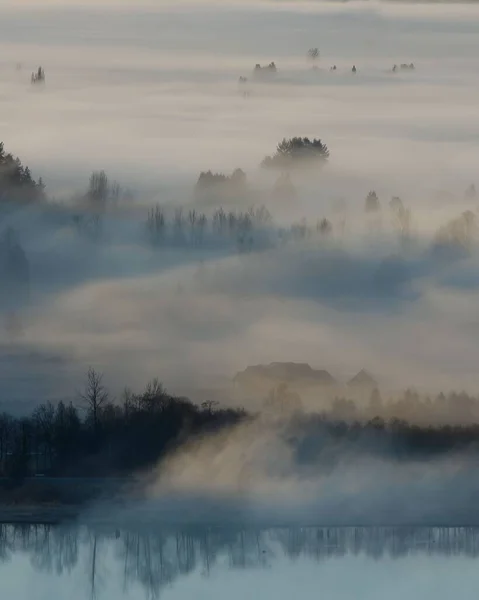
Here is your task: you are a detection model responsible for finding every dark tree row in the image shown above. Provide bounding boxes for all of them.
[3,367,479,482]
[0,369,245,480]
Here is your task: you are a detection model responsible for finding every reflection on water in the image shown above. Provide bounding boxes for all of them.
[1,524,479,599]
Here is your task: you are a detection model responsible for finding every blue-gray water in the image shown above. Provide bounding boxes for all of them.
[2,524,479,599]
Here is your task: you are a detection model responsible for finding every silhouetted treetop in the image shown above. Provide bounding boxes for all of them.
[433,210,477,256]
[261,137,330,170]
[365,190,380,213]
[252,62,277,81]
[196,168,247,189]
[195,168,248,203]
[0,142,44,203]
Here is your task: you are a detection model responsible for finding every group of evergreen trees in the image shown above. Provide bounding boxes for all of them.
[0,142,44,204]
[261,137,330,170]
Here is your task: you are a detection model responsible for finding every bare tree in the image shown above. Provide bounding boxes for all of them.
[80,368,109,436]
[32,402,55,472]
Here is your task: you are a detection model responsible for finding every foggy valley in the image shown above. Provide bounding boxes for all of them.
[1,3,479,598]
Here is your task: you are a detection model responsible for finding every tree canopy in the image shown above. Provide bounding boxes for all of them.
[261,137,330,170]
[0,142,44,204]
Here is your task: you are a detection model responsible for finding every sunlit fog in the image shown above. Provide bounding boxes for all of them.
[1,5,479,596]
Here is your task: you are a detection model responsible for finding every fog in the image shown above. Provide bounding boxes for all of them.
[1,0,479,414]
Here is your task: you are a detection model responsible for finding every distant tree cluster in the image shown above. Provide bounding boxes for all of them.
[252,62,277,81]
[262,137,330,170]
[433,210,476,256]
[73,170,128,240]
[85,170,124,210]
[392,63,415,73]
[326,387,479,428]
[146,204,272,252]
[31,66,45,85]
[196,168,247,198]
[0,142,45,204]
[289,393,479,466]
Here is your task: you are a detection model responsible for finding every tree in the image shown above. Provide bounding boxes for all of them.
[87,171,109,210]
[433,210,477,255]
[195,169,247,197]
[307,48,319,61]
[317,218,332,236]
[365,190,380,213]
[465,184,477,200]
[80,368,109,437]
[252,62,277,80]
[146,205,166,242]
[0,228,30,324]
[32,402,55,472]
[261,137,330,170]
[389,196,411,240]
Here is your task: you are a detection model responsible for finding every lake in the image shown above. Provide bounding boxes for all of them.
[1,524,479,599]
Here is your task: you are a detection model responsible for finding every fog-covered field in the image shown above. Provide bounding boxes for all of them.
[1,0,479,410]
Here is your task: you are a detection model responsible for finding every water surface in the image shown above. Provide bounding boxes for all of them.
[1,524,479,599]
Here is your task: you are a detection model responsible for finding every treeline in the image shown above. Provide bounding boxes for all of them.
[266,381,479,427]
[328,388,479,427]
[0,369,244,480]
[146,204,273,251]
[3,369,479,481]
[1,138,477,258]
[289,412,479,467]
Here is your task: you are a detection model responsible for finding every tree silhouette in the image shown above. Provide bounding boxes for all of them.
[0,142,44,203]
[433,210,477,255]
[307,48,319,61]
[261,137,330,170]
[317,218,333,237]
[365,190,380,213]
[87,171,109,210]
[389,196,411,239]
[0,228,30,338]
[80,368,109,438]
[252,62,277,81]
